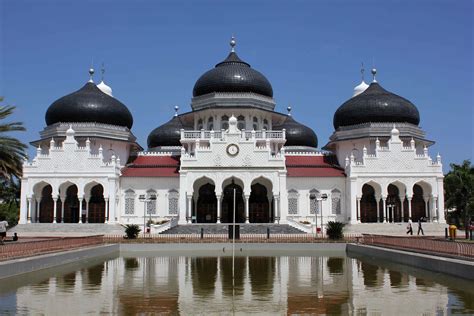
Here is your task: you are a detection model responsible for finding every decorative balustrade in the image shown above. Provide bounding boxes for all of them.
[181,129,285,141]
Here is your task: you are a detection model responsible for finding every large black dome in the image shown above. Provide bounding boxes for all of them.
[147,115,192,148]
[333,82,420,129]
[274,116,318,148]
[45,82,133,129]
[193,51,273,98]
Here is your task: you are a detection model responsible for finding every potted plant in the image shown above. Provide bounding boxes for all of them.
[123,224,141,239]
[326,221,345,240]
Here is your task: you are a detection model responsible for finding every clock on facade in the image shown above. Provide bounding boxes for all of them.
[226,143,239,156]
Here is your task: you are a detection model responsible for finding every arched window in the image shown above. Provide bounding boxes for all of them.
[310,189,319,214]
[263,119,269,130]
[197,119,203,130]
[207,117,214,130]
[253,117,259,131]
[146,189,157,215]
[237,115,245,130]
[288,189,299,215]
[125,189,135,215]
[168,189,179,215]
[331,189,341,215]
[221,115,229,130]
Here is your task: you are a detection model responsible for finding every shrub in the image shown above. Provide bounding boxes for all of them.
[124,224,141,239]
[326,221,345,240]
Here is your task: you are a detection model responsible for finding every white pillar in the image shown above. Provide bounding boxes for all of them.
[436,177,446,223]
[78,197,83,224]
[85,199,89,223]
[216,195,222,223]
[27,197,32,224]
[36,199,41,223]
[279,173,288,224]
[20,179,29,224]
[108,179,117,223]
[349,179,357,224]
[105,198,109,223]
[245,195,250,223]
[178,175,187,225]
[424,197,429,219]
[187,195,192,223]
[375,196,380,223]
[273,196,278,224]
[382,197,387,223]
[53,198,58,223]
[60,199,65,223]
[400,196,405,222]
[356,197,361,223]
[407,197,412,219]
[433,196,439,223]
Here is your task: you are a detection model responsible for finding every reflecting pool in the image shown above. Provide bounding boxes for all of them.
[0,251,473,314]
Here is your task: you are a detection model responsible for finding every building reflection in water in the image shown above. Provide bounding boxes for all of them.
[9,254,474,315]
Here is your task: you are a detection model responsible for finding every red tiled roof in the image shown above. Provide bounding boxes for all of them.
[121,155,180,177]
[285,155,345,177]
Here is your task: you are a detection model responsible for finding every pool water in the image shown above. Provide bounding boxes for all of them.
[0,251,472,315]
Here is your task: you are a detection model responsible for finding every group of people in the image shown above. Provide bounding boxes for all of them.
[406,217,425,236]
[0,217,18,244]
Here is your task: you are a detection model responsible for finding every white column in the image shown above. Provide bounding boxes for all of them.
[178,175,187,225]
[407,197,412,219]
[187,195,192,223]
[108,179,117,223]
[52,197,58,223]
[273,196,278,224]
[400,196,405,222]
[278,173,288,224]
[375,196,380,223]
[356,197,361,223]
[245,195,250,223]
[60,199,65,223]
[105,198,109,223]
[27,197,32,224]
[19,179,28,224]
[437,178,446,223]
[216,195,222,223]
[85,199,89,223]
[433,196,439,223]
[382,197,387,223]
[36,199,41,223]
[349,179,357,224]
[78,197,83,224]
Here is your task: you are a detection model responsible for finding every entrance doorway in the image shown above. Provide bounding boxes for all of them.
[221,182,245,223]
[196,183,217,223]
[249,183,271,223]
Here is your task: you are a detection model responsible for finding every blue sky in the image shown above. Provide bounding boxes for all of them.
[1,0,472,172]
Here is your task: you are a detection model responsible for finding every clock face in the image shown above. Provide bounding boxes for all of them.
[226,144,239,156]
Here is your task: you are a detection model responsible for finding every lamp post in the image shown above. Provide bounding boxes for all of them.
[139,194,157,236]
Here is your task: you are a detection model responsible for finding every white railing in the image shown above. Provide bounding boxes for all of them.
[151,217,178,234]
[181,129,285,141]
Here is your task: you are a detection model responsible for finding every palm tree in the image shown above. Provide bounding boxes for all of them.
[0,98,27,180]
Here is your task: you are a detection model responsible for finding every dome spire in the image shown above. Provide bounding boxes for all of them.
[371,68,377,83]
[287,105,292,116]
[174,105,179,117]
[230,35,236,52]
[361,62,365,81]
[101,62,105,82]
[96,62,113,96]
[88,67,95,83]
[352,63,369,97]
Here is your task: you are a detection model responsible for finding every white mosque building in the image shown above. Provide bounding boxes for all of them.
[19,38,445,231]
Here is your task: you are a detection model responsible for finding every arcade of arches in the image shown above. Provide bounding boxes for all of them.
[358,183,434,223]
[30,183,108,223]
[191,180,276,224]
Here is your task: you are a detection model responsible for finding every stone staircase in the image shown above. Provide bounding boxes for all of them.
[162,224,306,235]
[10,223,126,237]
[343,222,448,236]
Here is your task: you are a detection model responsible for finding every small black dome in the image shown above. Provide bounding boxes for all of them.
[333,82,420,129]
[193,52,273,98]
[147,115,191,148]
[46,82,133,128]
[274,116,318,148]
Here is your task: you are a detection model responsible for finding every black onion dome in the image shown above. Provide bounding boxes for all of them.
[333,82,420,129]
[147,115,191,148]
[45,82,133,128]
[193,52,273,97]
[275,116,318,148]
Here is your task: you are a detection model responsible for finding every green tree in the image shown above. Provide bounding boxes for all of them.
[0,98,27,180]
[0,179,20,225]
[444,160,474,231]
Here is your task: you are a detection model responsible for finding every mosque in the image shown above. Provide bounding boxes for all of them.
[18,38,445,231]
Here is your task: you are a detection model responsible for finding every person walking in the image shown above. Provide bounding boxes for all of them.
[417,217,425,236]
[406,218,413,235]
[0,217,8,244]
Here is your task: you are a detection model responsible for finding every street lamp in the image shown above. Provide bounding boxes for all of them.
[310,193,328,235]
[139,194,157,236]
